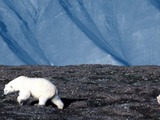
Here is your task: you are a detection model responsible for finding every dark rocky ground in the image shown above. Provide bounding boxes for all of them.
[0,64,160,120]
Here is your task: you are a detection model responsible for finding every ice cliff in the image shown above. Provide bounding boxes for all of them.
[0,0,160,66]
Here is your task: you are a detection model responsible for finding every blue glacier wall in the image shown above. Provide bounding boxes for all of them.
[0,0,160,66]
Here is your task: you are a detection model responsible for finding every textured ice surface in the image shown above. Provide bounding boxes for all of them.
[0,0,160,66]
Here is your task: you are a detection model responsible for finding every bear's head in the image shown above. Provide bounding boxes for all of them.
[4,84,15,95]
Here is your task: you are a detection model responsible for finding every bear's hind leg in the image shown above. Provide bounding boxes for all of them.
[51,95,64,109]
[38,96,48,106]
[17,90,30,105]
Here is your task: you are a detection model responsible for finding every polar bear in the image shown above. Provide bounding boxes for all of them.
[3,76,64,109]
[157,95,160,104]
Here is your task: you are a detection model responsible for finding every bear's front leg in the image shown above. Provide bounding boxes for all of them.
[17,90,30,105]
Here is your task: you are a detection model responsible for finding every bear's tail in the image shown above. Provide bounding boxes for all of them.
[55,87,59,95]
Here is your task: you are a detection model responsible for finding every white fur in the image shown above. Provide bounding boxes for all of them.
[157,95,160,104]
[4,76,64,109]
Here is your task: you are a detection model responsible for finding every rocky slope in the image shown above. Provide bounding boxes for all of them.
[0,64,160,120]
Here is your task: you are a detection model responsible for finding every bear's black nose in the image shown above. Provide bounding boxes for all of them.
[1,94,6,97]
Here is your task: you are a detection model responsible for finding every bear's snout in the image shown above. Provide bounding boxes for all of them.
[3,91,8,95]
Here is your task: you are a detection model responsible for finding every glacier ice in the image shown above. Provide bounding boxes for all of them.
[0,0,160,66]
